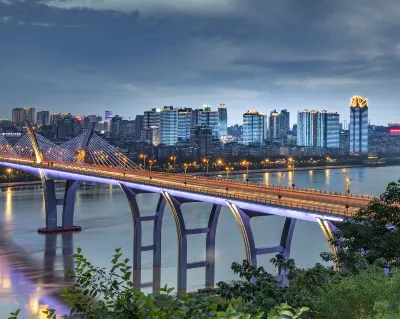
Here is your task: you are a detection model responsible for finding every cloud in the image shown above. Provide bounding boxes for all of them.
[40,0,236,14]
[0,16,13,23]
[0,0,400,125]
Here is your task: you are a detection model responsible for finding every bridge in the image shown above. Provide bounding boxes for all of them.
[0,121,373,292]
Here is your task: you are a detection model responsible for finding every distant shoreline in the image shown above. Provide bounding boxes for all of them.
[202,164,388,176]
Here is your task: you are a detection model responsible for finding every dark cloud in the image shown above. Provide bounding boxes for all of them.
[0,0,399,124]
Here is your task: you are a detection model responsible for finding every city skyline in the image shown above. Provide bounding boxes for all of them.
[1,1,400,125]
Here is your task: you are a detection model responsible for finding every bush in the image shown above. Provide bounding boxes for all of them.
[10,249,309,319]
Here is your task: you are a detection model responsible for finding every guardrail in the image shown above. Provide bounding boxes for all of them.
[44,162,356,217]
[0,156,373,205]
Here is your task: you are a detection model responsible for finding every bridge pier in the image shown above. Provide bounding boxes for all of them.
[38,179,81,234]
[120,183,166,293]
[161,190,222,293]
[226,201,296,286]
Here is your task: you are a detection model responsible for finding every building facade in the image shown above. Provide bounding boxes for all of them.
[143,108,161,130]
[12,108,26,123]
[36,111,50,126]
[160,106,178,145]
[269,110,279,139]
[349,96,368,155]
[218,104,228,137]
[297,110,339,148]
[243,110,266,145]
[199,108,219,138]
[178,108,193,141]
[278,109,290,139]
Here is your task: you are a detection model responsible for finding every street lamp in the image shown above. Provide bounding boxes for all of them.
[278,172,284,199]
[225,166,234,192]
[241,160,250,183]
[342,169,352,209]
[170,156,177,170]
[202,158,210,177]
[139,154,147,169]
[148,159,156,178]
[288,158,295,190]
[184,163,191,186]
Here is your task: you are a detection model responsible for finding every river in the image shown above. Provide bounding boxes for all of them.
[0,165,399,318]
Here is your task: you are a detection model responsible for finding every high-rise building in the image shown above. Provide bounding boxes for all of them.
[143,108,161,129]
[218,104,228,137]
[36,111,50,126]
[160,106,178,145]
[297,110,340,148]
[24,107,36,124]
[135,115,144,140]
[190,124,213,160]
[178,108,193,141]
[278,109,290,139]
[199,107,219,138]
[110,115,123,135]
[243,110,266,145]
[105,111,113,122]
[192,108,203,127]
[349,96,368,155]
[141,127,160,146]
[12,108,26,123]
[320,111,340,148]
[269,110,279,139]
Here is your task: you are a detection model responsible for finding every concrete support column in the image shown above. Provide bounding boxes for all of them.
[39,178,81,234]
[62,180,79,229]
[226,201,297,286]
[162,190,222,293]
[120,184,166,292]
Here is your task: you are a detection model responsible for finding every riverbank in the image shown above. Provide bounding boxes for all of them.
[202,164,379,176]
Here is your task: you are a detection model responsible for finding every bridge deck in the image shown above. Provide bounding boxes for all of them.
[0,156,372,219]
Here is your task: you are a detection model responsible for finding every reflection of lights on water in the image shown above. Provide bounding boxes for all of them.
[325,169,330,185]
[309,170,313,174]
[264,173,269,185]
[29,295,39,315]
[2,275,11,289]
[109,184,113,199]
[5,188,12,222]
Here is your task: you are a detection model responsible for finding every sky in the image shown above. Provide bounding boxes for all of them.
[0,0,400,126]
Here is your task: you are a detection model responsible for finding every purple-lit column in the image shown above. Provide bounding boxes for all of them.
[161,190,221,293]
[226,201,297,286]
[120,183,166,293]
[38,178,81,234]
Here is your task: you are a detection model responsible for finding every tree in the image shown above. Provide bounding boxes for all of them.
[330,179,400,272]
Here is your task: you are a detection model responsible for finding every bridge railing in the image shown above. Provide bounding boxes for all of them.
[0,156,373,205]
[41,162,355,217]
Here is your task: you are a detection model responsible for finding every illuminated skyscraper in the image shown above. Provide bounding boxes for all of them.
[349,96,368,155]
[178,108,192,141]
[269,110,279,139]
[218,104,228,136]
[243,110,266,145]
[199,106,219,138]
[297,110,339,148]
[160,106,178,145]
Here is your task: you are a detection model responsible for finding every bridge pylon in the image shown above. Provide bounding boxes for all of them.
[38,177,82,234]
[75,122,96,164]
[24,120,43,164]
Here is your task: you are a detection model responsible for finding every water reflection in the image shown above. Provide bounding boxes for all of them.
[5,188,12,222]
[0,230,73,318]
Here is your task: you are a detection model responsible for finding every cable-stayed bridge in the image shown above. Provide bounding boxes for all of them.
[0,121,372,292]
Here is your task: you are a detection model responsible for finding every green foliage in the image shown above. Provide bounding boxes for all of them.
[314,267,400,319]
[331,179,400,272]
[216,260,315,318]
